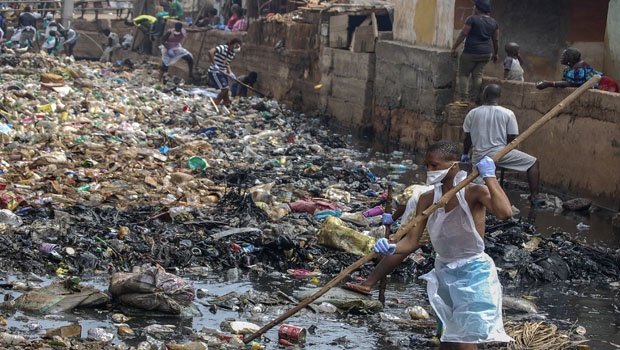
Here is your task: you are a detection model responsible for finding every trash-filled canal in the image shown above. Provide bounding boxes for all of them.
[3,138,619,350]
[0,56,618,349]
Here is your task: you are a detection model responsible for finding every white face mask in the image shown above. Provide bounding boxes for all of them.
[234,47,241,53]
[426,162,457,185]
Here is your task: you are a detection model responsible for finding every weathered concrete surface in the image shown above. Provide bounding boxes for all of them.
[72,19,134,59]
[393,0,454,48]
[444,78,620,208]
[372,40,454,149]
[605,0,620,85]
[320,47,375,130]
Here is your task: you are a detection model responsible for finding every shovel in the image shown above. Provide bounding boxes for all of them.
[243,75,602,344]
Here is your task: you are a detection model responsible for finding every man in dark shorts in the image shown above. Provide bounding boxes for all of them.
[462,84,544,206]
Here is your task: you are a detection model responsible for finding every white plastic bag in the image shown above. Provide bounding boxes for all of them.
[420,254,513,343]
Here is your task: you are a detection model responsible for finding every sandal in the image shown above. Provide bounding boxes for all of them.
[448,101,470,107]
[343,282,373,296]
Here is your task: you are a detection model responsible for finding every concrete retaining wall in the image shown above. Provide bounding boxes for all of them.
[372,40,454,149]
[319,47,375,129]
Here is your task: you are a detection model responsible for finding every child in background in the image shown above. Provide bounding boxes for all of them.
[231,72,258,97]
[503,42,524,81]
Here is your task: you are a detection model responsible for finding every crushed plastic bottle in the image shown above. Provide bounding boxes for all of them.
[0,332,27,345]
[166,341,209,350]
[87,327,114,342]
[576,222,590,231]
[0,209,22,227]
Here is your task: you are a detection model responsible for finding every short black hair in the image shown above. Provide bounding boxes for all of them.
[228,37,242,46]
[24,6,31,12]
[234,6,244,17]
[563,47,581,63]
[208,8,218,16]
[504,42,519,54]
[482,84,501,103]
[102,28,111,36]
[427,141,460,161]
[174,22,183,31]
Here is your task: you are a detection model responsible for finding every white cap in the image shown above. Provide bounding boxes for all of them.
[45,13,53,20]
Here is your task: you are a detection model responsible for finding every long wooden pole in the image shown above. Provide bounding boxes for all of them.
[219,71,270,97]
[243,76,601,344]
[378,184,393,304]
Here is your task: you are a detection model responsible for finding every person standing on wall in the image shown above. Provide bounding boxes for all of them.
[450,0,498,106]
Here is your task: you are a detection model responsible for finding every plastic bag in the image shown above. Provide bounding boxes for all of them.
[420,254,513,343]
[313,209,341,221]
[318,216,375,256]
[14,279,110,314]
[325,188,351,203]
[339,211,368,226]
[249,182,274,204]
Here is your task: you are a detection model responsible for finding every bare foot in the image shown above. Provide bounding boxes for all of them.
[343,282,372,295]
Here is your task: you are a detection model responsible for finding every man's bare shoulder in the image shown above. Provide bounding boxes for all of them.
[418,189,434,208]
[464,183,490,201]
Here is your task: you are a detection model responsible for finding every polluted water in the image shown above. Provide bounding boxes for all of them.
[0,51,616,349]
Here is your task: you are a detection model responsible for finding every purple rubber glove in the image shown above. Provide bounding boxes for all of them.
[382,213,393,225]
[374,238,396,256]
[476,156,496,178]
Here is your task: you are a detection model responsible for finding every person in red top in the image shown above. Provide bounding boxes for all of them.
[227,4,240,30]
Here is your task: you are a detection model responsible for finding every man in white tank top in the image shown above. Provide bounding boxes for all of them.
[374,141,514,348]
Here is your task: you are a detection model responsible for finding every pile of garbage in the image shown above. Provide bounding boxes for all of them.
[0,50,616,285]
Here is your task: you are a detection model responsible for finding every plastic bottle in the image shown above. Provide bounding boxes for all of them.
[87,328,114,342]
[166,342,208,350]
[365,169,376,182]
[241,244,255,253]
[0,332,27,345]
[363,206,384,217]
[39,243,63,260]
[0,209,23,227]
[388,163,409,171]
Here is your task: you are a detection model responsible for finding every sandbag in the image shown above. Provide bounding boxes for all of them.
[118,293,184,314]
[109,265,195,314]
[318,216,375,256]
